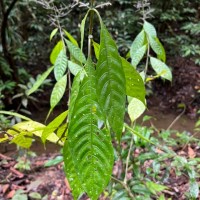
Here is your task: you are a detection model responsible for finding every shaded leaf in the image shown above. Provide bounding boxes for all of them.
[150,57,172,81]
[96,23,126,140]
[50,75,67,111]
[54,49,68,81]
[0,111,31,121]
[44,156,63,167]
[27,66,54,95]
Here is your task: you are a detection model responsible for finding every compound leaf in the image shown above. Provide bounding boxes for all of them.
[96,23,126,140]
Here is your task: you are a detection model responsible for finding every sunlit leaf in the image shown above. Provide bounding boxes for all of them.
[63,29,78,47]
[143,21,157,37]
[50,28,58,41]
[50,40,64,64]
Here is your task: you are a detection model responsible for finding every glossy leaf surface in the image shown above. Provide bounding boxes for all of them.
[96,23,126,140]
[67,60,114,199]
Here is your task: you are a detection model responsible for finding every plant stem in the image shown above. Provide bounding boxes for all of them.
[124,134,134,184]
[144,40,150,80]
[111,176,134,199]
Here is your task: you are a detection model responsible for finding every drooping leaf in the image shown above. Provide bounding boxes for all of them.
[63,29,79,47]
[128,98,146,122]
[54,49,68,81]
[50,40,64,64]
[121,58,145,105]
[63,142,84,199]
[66,40,86,64]
[50,75,67,111]
[50,28,58,41]
[42,110,68,143]
[143,21,157,37]
[131,44,147,68]
[96,23,126,140]
[27,66,54,95]
[0,111,32,121]
[149,36,166,62]
[150,57,172,81]
[130,30,146,59]
[68,61,82,76]
[68,60,114,199]
[7,121,61,144]
[80,10,90,51]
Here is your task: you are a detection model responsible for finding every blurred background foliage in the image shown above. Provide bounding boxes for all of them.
[0,0,200,115]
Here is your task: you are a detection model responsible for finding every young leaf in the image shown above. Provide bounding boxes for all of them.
[130,30,146,59]
[96,23,126,140]
[68,61,82,76]
[63,142,84,199]
[50,28,58,41]
[143,21,157,37]
[121,58,146,105]
[149,36,166,62]
[66,40,86,64]
[128,98,146,122]
[63,29,78,47]
[68,60,114,199]
[93,40,100,60]
[42,110,68,143]
[150,57,172,81]
[80,10,90,51]
[27,66,54,95]
[50,40,64,64]
[50,75,67,111]
[0,111,32,121]
[54,49,68,81]
[131,44,147,68]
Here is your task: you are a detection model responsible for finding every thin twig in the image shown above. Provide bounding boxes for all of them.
[111,176,134,199]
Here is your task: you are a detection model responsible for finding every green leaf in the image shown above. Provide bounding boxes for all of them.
[50,28,58,41]
[50,75,67,111]
[66,40,86,64]
[131,44,147,68]
[54,49,68,81]
[93,40,100,60]
[7,121,61,144]
[29,192,42,199]
[143,21,157,37]
[121,58,145,105]
[189,180,199,198]
[80,10,90,51]
[128,98,146,122]
[63,142,84,199]
[68,60,114,200]
[0,111,32,121]
[130,30,146,59]
[50,40,64,65]
[149,36,166,62]
[146,181,167,195]
[27,66,54,95]
[96,23,126,140]
[44,156,63,167]
[42,110,68,143]
[68,61,82,76]
[150,57,172,81]
[11,134,33,148]
[63,29,79,47]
